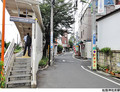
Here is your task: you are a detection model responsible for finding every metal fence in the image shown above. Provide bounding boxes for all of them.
[4,39,15,74]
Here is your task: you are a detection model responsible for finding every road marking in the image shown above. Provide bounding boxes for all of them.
[81,66,120,86]
[63,60,65,62]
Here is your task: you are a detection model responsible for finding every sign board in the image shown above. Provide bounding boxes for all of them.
[10,16,35,24]
[92,50,97,69]
[73,46,76,54]
[51,32,53,48]
[76,45,79,48]
[98,0,104,13]
[93,34,96,45]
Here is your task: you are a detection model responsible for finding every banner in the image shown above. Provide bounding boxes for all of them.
[98,0,104,13]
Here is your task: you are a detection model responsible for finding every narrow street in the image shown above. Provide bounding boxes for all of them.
[37,52,120,88]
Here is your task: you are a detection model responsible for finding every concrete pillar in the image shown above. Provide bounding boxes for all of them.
[31,13,37,88]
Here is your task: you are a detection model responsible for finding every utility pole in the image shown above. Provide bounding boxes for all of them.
[50,0,54,66]
[91,0,97,70]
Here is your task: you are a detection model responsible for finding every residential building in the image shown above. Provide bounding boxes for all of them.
[97,8,120,50]
[55,31,69,53]
[78,0,115,59]
[61,31,69,52]
[97,8,120,72]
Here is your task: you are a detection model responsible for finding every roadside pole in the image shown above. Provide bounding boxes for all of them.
[91,0,97,70]
[1,0,6,88]
[50,0,54,66]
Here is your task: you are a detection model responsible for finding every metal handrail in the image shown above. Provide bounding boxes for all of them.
[4,39,15,74]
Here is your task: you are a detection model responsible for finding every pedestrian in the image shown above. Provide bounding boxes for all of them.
[23,33,31,57]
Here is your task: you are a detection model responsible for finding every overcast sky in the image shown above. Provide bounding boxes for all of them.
[0,0,85,43]
[0,1,20,43]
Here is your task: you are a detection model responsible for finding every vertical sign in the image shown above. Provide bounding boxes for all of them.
[98,0,104,13]
[93,50,97,69]
[92,33,97,69]
[51,31,53,48]
[73,46,76,54]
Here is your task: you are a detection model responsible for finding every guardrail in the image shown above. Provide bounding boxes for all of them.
[4,39,15,74]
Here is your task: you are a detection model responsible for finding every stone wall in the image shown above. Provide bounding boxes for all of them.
[98,51,120,72]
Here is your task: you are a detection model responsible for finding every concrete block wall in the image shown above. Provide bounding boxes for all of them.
[98,51,120,72]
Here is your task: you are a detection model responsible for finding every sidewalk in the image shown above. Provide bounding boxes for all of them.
[74,54,120,82]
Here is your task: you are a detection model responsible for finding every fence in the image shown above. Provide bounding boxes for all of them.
[4,39,15,76]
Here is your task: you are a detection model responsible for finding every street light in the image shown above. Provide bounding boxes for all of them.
[80,0,97,70]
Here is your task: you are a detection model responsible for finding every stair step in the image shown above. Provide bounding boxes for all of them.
[10,72,31,75]
[7,83,31,88]
[14,62,31,65]
[12,69,31,72]
[12,66,31,69]
[15,58,31,62]
[8,76,31,81]
[7,80,31,85]
[12,68,31,71]
[8,85,31,88]
[13,64,31,67]
[9,74,31,78]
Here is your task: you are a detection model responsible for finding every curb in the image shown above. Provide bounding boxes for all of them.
[56,53,64,57]
[38,64,49,71]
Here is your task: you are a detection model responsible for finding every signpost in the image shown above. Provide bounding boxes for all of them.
[10,16,35,24]
[98,0,104,13]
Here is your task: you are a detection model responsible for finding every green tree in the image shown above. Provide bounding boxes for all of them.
[57,45,63,53]
[5,41,10,49]
[40,0,75,56]
[69,40,73,48]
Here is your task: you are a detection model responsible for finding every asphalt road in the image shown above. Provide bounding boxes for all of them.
[37,52,120,88]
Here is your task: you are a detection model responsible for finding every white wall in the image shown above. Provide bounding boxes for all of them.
[97,11,120,50]
[31,15,43,87]
[85,42,92,59]
[35,22,43,71]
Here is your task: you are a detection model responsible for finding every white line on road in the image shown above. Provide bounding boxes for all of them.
[81,66,120,86]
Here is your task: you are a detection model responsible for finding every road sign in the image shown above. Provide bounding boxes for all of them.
[98,0,104,13]
[93,34,96,45]
[51,32,53,48]
[10,16,35,24]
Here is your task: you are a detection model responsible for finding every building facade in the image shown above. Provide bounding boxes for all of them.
[78,0,115,59]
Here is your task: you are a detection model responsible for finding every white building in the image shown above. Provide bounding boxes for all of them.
[97,8,120,50]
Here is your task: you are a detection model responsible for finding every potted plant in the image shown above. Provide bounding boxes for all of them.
[114,71,120,77]
[110,71,115,76]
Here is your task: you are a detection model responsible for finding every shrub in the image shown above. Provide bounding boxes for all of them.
[0,61,5,88]
[39,57,48,67]
[57,45,63,53]
[14,45,22,53]
[100,47,111,56]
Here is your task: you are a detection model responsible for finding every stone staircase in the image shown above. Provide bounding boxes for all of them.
[6,58,31,88]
